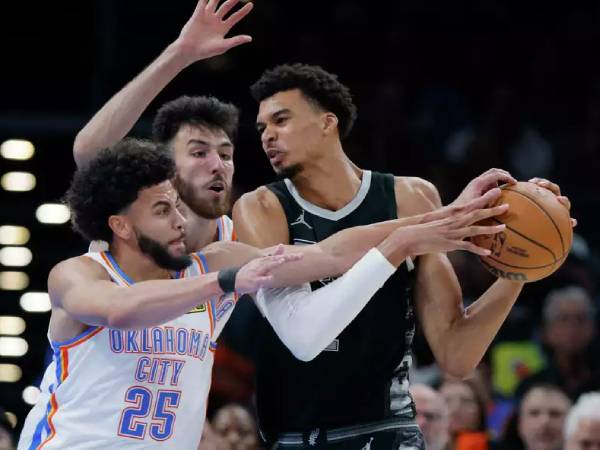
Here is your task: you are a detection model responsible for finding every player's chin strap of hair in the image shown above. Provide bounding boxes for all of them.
[217,267,240,294]
[256,248,407,362]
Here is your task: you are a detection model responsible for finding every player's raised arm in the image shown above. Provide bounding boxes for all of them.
[73,0,253,166]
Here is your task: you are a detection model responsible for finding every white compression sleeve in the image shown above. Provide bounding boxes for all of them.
[255,248,398,362]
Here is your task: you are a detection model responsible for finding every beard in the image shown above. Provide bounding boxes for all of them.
[136,232,191,272]
[175,174,231,219]
[275,163,303,180]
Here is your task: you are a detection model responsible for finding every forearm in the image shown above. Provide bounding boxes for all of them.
[256,249,397,361]
[316,216,422,272]
[73,42,190,166]
[265,222,414,287]
[73,273,222,329]
[443,279,523,376]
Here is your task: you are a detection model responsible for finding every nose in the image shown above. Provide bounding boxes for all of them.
[261,125,276,148]
[206,150,226,174]
[174,207,186,231]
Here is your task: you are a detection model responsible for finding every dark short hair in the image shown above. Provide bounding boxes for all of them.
[152,95,240,144]
[65,138,175,242]
[518,381,570,403]
[250,63,358,138]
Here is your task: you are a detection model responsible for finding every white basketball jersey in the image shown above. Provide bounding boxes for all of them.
[216,215,235,242]
[18,244,237,449]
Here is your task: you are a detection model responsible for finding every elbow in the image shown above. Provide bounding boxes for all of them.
[281,333,321,362]
[73,133,90,167]
[291,348,319,362]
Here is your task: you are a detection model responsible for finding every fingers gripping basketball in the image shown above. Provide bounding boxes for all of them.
[471,182,573,282]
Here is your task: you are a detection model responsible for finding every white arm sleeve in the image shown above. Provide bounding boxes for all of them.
[255,248,399,362]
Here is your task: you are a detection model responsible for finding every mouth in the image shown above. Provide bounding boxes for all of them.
[206,180,226,194]
[168,235,186,246]
[266,149,285,165]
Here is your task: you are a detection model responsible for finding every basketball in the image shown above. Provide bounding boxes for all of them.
[471,182,573,282]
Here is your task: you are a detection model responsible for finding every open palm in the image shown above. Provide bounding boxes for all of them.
[177,0,253,62]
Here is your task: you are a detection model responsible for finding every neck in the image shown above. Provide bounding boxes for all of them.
[290,142,363,211]
[109,240,171,283]
[183,212,220,252]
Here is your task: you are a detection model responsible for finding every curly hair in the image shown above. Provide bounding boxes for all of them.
[64,138,175,242]
[250,63,358,138]
[152,95,240,144]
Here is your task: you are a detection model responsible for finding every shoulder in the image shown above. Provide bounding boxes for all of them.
[48,255,110,303]
[394,176,442,215]
[233,186,283,217]
[232,186,289,247]
[49,255,109,282]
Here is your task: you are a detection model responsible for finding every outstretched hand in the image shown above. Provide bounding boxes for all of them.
[234,245,303,294]
[176,0,253,64]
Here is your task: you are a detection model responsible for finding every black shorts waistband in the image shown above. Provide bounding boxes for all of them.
[260,416,419,446]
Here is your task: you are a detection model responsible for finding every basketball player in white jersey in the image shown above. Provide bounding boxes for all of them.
[17,139,300,450]
[19,138,509,449]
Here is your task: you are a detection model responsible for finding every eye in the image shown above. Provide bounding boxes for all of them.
[275,116,288,125]
[220,153,232,161]
[191,150,207,158]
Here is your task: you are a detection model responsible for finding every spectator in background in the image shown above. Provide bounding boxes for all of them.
[517,286,599,401]
[212,404,259,450]
[564,392,600,450]
[501,383,571,450]
[410,384,450,450]
[0,408,14,450]
[198,420,228,450]
[440,378,490,450]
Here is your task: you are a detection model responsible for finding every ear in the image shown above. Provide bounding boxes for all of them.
[321,112,339,135]
[108,215,133,240]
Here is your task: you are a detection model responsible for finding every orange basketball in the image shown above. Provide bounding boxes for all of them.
[471,181,573,282]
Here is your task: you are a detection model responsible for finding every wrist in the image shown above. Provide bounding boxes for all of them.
[165,41,199,69]
[217,267,241,294]
[377,231,411,268]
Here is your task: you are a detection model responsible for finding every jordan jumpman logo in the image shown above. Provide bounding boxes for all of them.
[361,437,374,450]
[291,209,313,229]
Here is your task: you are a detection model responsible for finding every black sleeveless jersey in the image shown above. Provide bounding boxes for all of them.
[255,171,417,435]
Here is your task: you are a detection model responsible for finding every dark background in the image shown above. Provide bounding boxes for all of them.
[1,0,599,436]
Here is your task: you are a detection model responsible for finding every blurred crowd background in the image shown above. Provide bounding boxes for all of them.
[1,1,600,449]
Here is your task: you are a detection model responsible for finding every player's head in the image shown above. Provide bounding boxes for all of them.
[65,138,190,271]
[152,95,239,219]
[564,392,600,450]
[518,383,571,450]
[251,63,357,178]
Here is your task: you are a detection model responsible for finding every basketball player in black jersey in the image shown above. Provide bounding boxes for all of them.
[233,64,574,449]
